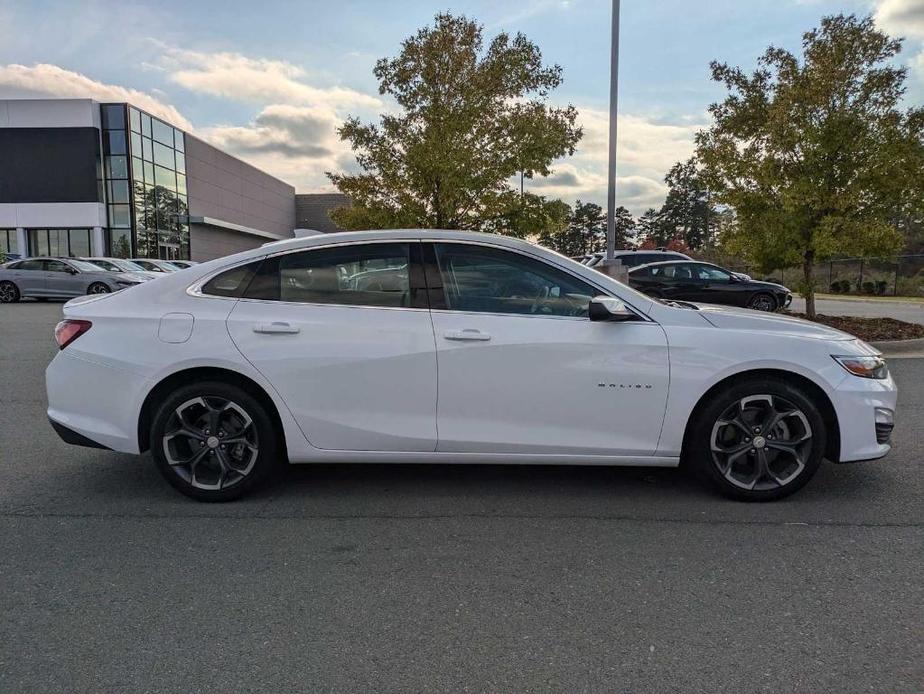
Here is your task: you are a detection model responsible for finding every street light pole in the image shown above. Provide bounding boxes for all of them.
[605,0,620,261]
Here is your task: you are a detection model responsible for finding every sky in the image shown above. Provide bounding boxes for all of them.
[0,0,922,214]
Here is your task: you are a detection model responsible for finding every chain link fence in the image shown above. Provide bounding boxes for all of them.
[727,254,924,297]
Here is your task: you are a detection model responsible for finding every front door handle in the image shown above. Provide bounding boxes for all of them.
[253,322,300,334]
[444,329,491,341]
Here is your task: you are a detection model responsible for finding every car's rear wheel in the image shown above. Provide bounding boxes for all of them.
[87,282,111,295]
[0,281,20,303]
[747,292,777,311]
[689,378,826,501]
[150,381,279,501]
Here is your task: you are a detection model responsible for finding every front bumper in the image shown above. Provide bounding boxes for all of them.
[832,370,897,463]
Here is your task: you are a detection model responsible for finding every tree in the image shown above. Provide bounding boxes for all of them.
[328,13,582,235]
[611,205,637,249]
[636,208,667,247]
[659,158,716,250]
[696,14,924,317]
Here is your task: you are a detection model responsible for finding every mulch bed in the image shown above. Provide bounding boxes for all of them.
[784,311,924,342]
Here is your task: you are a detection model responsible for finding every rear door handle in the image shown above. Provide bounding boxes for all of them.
[253,322,300,334]
[444,329,491,342]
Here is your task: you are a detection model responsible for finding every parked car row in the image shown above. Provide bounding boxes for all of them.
[576,250,789,311]
[0,256,197,302]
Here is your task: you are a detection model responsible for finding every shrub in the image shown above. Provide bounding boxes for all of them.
[875,280,888,295]
[862,281,876,294]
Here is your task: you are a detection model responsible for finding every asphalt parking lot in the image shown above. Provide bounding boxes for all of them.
[1,301,922,693]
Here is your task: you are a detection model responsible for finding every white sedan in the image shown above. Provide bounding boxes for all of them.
[46,230,896,502]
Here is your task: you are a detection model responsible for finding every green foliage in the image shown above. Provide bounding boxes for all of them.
[536,201,637,256]
[659,158,717,250]
[328,13,582,233]
[696,14,924,316]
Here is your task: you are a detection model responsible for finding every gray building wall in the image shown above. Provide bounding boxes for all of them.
[184,135,296,258]
[188,223,273,261]
[295,193,351,233]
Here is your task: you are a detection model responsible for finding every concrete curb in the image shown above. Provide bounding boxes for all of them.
[870,336,924,357]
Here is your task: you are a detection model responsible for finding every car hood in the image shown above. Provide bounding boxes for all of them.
[746,279,789,292]
[696,303,854,341]
[117,272,152,282]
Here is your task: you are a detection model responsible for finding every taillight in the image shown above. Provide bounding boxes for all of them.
[54,320,92,350]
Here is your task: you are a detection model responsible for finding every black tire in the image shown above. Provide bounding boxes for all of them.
[0,281,19,303]
[150,381,279,501]
[747,292,777,311]
[688,377,826,501]
[87,282,111,295]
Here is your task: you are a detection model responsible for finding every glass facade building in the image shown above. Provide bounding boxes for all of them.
[101,103,189,260]
[27,229,92,257]
[0,229,17,257]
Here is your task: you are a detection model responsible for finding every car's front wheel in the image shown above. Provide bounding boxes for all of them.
[150,381,279,501]
[689,377,827,501]
[747,292,777,311]
[0,281,20,303]
[87,282,111,295]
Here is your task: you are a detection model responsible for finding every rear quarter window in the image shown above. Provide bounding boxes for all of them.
[201,261,262,297]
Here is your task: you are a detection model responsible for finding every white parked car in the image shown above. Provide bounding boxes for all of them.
[46,230,896,502]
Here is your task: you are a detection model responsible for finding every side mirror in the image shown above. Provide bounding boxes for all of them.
[589,296,637,322]
[67,267,79,275]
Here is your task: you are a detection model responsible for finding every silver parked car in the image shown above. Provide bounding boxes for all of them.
[130,258,184,273]
[82,257,161,280]
[0,257,146,303]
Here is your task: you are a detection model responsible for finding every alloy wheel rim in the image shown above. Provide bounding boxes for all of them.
[751,295,774,311]
[710,394,812,491]
[162,396,259,491]
[89,284,109,294]
[0,283,13,302]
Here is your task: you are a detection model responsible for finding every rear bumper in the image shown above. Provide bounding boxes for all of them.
[46,350,149,454]
[49,418,110,450]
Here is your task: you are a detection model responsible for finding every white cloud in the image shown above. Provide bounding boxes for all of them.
[201,104,353,192]
[0,63,192,130]
[157,46,382,112]
[875,0,924,40]
[530,107,704,213]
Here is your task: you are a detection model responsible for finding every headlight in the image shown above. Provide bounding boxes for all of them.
[832,355,889,379]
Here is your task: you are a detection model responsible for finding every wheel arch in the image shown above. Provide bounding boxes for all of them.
[137,366,288,459]
[681,368,841,463]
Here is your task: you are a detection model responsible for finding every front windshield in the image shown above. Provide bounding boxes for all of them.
[113,259,148,272]
[160,261,183,271]
[85,259,119,271]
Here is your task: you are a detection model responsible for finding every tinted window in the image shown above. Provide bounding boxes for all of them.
[202,262,261,298]
[651,263,695,279]
[695,264,732,281]
[45,260,71,273]
[243,244,412,308]
[434,243,596,317]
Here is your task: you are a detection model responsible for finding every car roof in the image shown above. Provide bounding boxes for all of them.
[628,259,711,271]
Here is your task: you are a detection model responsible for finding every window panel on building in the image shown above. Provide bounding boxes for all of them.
[109,204,131,228]
[106,130,126,156]
[174,129,185,153]
[141,112,152,138]
[111,229,132,258]
[69,229,90,257]
[153,141,175,169]
[106,156,128,180]
[155,165,176,191]
[142,137,153,162]
[130,131,142,158]
[152,119,174,147]
[143,160,155,185]
[129,107,141,133]
[0,230,17,256]
[101,104,125,129]
[109,180,130,204]
[175,151,186,174]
